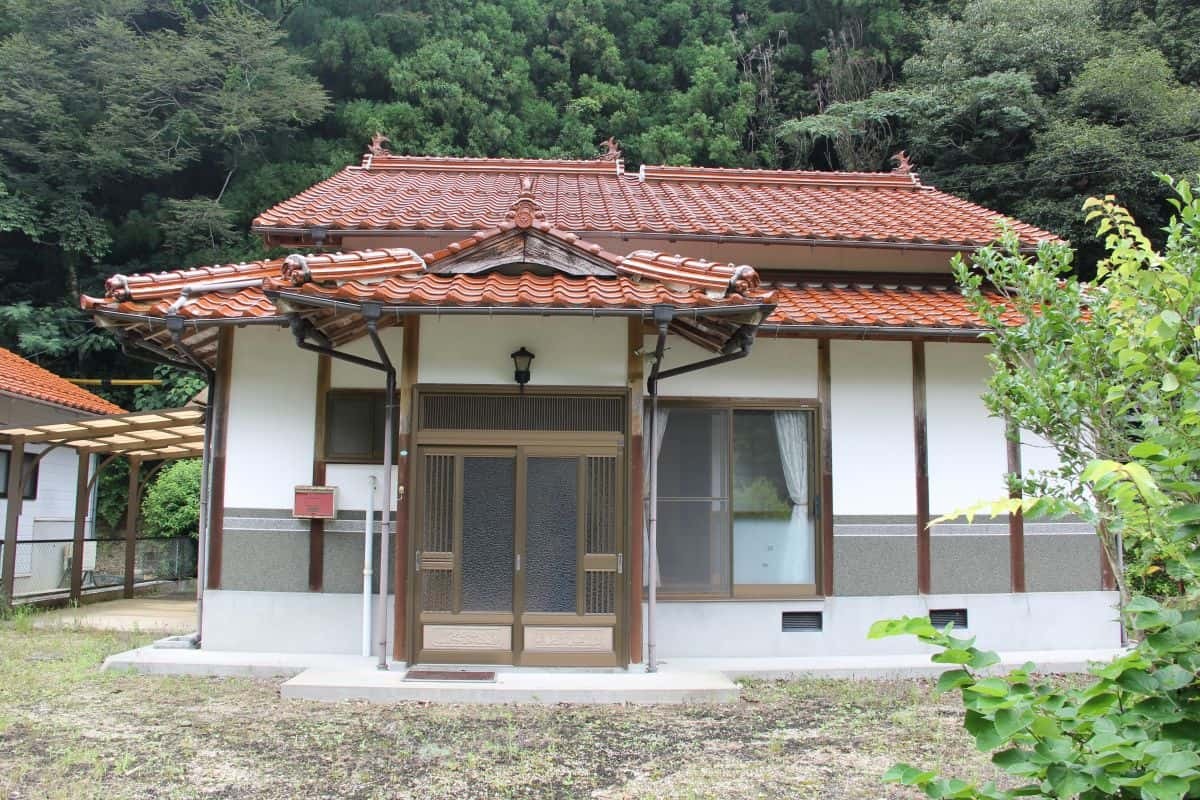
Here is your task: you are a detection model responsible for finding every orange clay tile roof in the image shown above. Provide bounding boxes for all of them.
[251,153,1060,250]
[82,190,1012,334]
[270,273,766,311]
[763,277,1019,330]
[0,347,125,416]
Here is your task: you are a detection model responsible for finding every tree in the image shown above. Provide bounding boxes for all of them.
[874,180,1200,799]
[141,459,202,539]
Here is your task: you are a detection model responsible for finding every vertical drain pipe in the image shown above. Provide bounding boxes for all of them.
[364,304,396,671]
[167,316,216,645]
[362,475,377,657]
[645,304,674,673]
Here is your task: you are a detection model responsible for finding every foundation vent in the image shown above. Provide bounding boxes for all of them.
[929,608,968,629]
[420,392,625,433]
[781,611,823,632]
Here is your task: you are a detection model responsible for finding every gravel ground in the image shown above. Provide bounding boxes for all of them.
[0,617,999,800]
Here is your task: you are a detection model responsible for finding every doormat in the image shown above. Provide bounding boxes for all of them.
[404,669,497,682]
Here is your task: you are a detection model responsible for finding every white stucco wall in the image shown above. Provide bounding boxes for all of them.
[925,343,1008,514]
[419,316,627,387]
[649,335,819,398]
[653,591,1122,659]
[224,327,320,509]
[830,340,916,515]
[328,327,404,389]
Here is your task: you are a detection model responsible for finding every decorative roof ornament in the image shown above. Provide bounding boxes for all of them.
[506,177,545,229]
[890,150,915,175]
[368,132,391,156]
[597,137,622,161]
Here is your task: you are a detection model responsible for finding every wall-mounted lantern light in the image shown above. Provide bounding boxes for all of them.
[511,346,534,391]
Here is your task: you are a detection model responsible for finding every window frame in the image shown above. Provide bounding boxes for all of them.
[0,449,39,501]
[322,389,389,464]
[651,397,821,601]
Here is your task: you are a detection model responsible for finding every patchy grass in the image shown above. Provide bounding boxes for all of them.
[0,619,999,799]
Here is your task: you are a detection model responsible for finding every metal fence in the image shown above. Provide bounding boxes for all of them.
[0,535,197,600]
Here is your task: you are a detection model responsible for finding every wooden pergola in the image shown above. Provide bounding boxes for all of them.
[0,408,206,606]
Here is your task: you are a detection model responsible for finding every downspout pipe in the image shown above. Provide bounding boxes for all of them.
[364,304,397,672]
[644,303,673,674]
[290,309,397,671]
[363,475,377,657]
[166,315,217,645]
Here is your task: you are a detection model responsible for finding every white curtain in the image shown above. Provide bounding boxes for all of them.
[773,410,815,584]
[642,407,669,584]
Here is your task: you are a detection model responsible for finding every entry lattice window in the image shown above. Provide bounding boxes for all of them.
[419,453,455,612]
[584,455,619,615]
[420,392,624,433]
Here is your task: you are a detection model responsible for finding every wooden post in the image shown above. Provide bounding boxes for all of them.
[2,438,25,606]
[1007,421,1026,593]
[70,451,90,602]
[309,354,330,592]
[627,317,645,664]
[123,456,141,598]
[818,339,835,596]
[207,327,235,590]
[393,317,420,662]
[912,342,931,594]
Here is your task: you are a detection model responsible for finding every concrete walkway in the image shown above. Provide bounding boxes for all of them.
[34,597,197,634]
[281,666,739,705]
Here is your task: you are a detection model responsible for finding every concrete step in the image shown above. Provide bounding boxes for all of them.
[281,667,740,705]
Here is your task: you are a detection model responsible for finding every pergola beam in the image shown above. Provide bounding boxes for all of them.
[0,406,207,609]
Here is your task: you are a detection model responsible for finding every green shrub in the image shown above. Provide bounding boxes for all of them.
[873,179,1200,799]
[140,459,201,539]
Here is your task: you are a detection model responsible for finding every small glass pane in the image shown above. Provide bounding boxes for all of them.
[658,499,731,594]
[461,456,514,612]
[525,457,578,613]
[733,410,815,585]
[657,409,728,499]
[326,394,382,460]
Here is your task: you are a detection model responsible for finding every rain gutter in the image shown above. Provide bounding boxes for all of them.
[251,226,1046,255]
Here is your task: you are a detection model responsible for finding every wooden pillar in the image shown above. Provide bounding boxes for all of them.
[393,317,420,661]
[912,341,931,594]
[1099,541,1117,590]
[309,354,331,592]
[207,327,235,590]
[70,451,91,602]
[123,456,141,599]
[817,339,835,596]
[1007,421,1026,593]
[627,317,645,664]
[2,438,26,605]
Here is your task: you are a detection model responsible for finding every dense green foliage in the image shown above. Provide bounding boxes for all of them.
[871,182,1200,798]
[140,458,202,539]
[0,0,1197,390]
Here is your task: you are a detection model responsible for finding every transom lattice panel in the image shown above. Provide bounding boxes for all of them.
[420,393,624,433]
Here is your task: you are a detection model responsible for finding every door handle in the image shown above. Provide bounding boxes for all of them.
[515,553,521,572]
[617,553,623,575]
[415,551,422,572]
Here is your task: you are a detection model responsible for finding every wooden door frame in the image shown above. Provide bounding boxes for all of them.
[406,384,630,667]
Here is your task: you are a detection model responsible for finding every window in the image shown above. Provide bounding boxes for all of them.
[654,405,816,598]
[324,390,387,462]
[0,450,39,500]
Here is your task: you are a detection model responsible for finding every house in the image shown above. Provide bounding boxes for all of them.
[0,347,123,599]
[80,145,1122,668]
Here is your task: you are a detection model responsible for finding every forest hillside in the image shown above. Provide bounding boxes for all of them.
[1,0,1197,398]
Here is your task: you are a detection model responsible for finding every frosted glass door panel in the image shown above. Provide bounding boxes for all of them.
[460,456,515,613]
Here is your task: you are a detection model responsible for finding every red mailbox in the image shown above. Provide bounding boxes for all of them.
[293,485,336,519]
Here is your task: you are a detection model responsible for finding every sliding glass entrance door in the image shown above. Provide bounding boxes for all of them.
[414,446,622,666]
